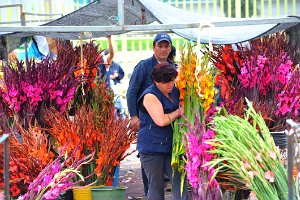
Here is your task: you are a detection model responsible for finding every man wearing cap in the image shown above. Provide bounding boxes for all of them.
[126,33,188,200]
[127,33,172,130]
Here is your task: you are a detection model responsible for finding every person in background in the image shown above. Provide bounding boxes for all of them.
[137,63,188,200]
[98,35,114,88]
[99,36,125,118]
[102,49,125,86]
[126,33,173,197]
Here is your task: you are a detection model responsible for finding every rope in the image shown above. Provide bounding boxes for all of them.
[194,21,215,98]
[79,32,85,96]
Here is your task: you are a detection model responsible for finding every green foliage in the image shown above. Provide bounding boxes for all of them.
[206,99,298,199]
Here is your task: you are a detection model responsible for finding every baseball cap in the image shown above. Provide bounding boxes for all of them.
[154,33,172,44]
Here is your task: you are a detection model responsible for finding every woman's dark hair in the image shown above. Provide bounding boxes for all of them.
[168,45,176,59]
[151,62,178,83]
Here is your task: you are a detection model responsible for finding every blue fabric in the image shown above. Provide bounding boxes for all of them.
[98,64,111,88]
[113,165,120,187]
[126,55,159,117]
[17,39,43,61]
[137,84,179,154]
[108,61,124,85]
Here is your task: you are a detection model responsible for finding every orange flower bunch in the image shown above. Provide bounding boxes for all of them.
[176,44,216,113]
[43,103,136,186]
[176,46,197,101]
[43,79,137,186]
[42,106,95,161]
[74,41,103,84]
[56,40,102,93]
[95,106,136,184]
[195,53,216,113]
[0,123,54,197]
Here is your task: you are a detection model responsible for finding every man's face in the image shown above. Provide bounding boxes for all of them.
[153,41,171,62]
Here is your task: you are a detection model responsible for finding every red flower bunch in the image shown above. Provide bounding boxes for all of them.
[210,33,299,130]
[210,45,243,100]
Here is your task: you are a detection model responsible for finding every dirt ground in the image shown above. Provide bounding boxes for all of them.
[119,144,172,200]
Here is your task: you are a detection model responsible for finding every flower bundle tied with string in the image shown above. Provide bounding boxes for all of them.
[173,42,217,193]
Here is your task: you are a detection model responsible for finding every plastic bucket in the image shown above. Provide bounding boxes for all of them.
[91,186,127,200]
[73,186,98,200]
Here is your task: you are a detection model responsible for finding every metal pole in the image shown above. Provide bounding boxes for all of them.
[20,5,28,60]
[287,130,294,200]
[4,137,9,200]
[118,0,124,26]
[0,17,299,32]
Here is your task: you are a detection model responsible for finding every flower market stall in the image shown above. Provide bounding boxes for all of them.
[0,39,137,199]
[0,0,300,200]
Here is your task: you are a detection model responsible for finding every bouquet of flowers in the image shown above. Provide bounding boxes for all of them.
[0,122,54,197]
[0,54,79,128]
[206,99,299,199]
[210,33,299,131]
[43,79,137,186]
[17,144,94,200]
[173,43,217,194]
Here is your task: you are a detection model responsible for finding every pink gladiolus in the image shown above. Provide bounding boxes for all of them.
[248,171,254,179]
[243,161,251,170]
[264,170,275,183]
[43,175,52,185]
[255,153,262,162]
[269,151,277,160]
[182,113,219,198]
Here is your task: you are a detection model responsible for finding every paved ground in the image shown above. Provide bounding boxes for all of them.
[119,144,172,200]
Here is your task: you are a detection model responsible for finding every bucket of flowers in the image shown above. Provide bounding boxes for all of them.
[42,77,137,199]
[208,32,300,197]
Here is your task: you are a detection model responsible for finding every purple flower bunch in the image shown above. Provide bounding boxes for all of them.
[182,113,219,200]
[2,84,21,112]
[229,33,299,128]
[0,58,79,124]
[238,54,292,96]
[17,144,94,200]
[276,69,300,117]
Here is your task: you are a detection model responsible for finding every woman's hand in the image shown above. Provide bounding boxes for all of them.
[178,104,184,116]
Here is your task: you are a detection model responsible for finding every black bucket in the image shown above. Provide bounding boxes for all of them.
[270,131,287,149]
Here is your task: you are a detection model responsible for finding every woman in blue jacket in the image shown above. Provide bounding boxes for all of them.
[137,62,188,200]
